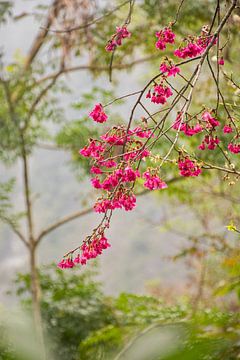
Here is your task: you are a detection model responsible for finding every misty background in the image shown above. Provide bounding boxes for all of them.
[0,0,198,300]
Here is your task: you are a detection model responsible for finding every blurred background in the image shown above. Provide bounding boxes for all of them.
[0,1,239,359]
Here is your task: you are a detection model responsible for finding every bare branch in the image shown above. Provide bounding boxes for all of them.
[35,177,183,245]
[36,55,160,84]
[0,215,28,247]
[36,207,93,244]
[24,0,60,69]
[42,0,131,33]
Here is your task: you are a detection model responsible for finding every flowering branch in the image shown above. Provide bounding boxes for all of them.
[58,0,239,269]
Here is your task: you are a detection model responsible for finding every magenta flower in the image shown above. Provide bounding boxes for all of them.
[228,143,240,154]
[178,157,202,177]
[223,125,233,134]
[143,171,167,190]
[105,26,131,52]
[155,27,175,50]
[89,103,108,123]
[159,63,180,77]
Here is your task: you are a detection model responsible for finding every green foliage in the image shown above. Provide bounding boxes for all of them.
[11,265,240,360]
[0,179,24,232]
[0,1,12,25]
[15,265,116,360]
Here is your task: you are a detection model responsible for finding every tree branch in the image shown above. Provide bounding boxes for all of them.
[42,0,131,33]
[0,215,28,247]
[36,207,93,245]
[36,55,160,84]
[24,0,60,69]
[35,176,182,245]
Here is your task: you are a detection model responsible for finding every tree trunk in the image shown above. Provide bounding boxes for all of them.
[21,139,46,358]
[29,243,46,357]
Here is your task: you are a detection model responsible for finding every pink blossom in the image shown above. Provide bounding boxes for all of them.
[60,234,112,268]
[198,135,220,151]
[147,83,173,105]
[143,171,167,190]
[172,113,202,136]
[98,159,117,168]
[117,192,136,211]
[101,172,120,190]
[89,103,108,123]
[132,127,154,138]
[90,166,103,174]
[94,199,112,213]
[57,258,75,269]
[174,35,216,59]
[173,119,203,136]
[159,63,180,77]
[178,157,202,177]
[218,56,224,65]
[105,26,131,52]
[91,177,102,189]
[124,148,151,161]
[223,125,233,134]
[202,111,220,128]
[101,133,125,145]
[184,124,203,136]
[94,190,137,213]
[123,166,140,182]
[155,27,175,50]
[228,143,240,154]
[174,42,203,59]
[79,140,105,159]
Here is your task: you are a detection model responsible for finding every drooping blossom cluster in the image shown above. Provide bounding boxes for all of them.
[155,27,175,50]
[159,62,180,77]
[199,135,220,150]
[143,171,167,190]
[201,111,220,129]
[223,125,233,134]
[58,233,111,268]
[218,56,224,65]
[173,112,203,136]
[173,109,239,155]
[228,142,240,154]
[174,32,217,59]
[58,20,239,270]
[105,26,131,52]
[178,156,202,177]
[89,103,108,123]
[146,82,173,104]
[172,110,227,151]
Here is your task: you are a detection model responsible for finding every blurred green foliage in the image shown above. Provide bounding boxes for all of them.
[1,266,236,360]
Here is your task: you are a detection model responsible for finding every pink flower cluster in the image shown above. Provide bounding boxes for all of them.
[178,157,202,177]
[89,103,108,123]
[155,27,175,50]
[174,35,216,59]
[173,113,203,136]
[228,142,240,154]
[202,111,220,129]
[105,26,131,52]
[143,171,167,190]
[58,24,239,270]
[223,125,233,134]
[218,56,224,65]
[199,135,220,150]
[146,82,173,104]
[94,190,137,212]
[79,122,167,221]
[159,63,180,77]
[58,234,111,269]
